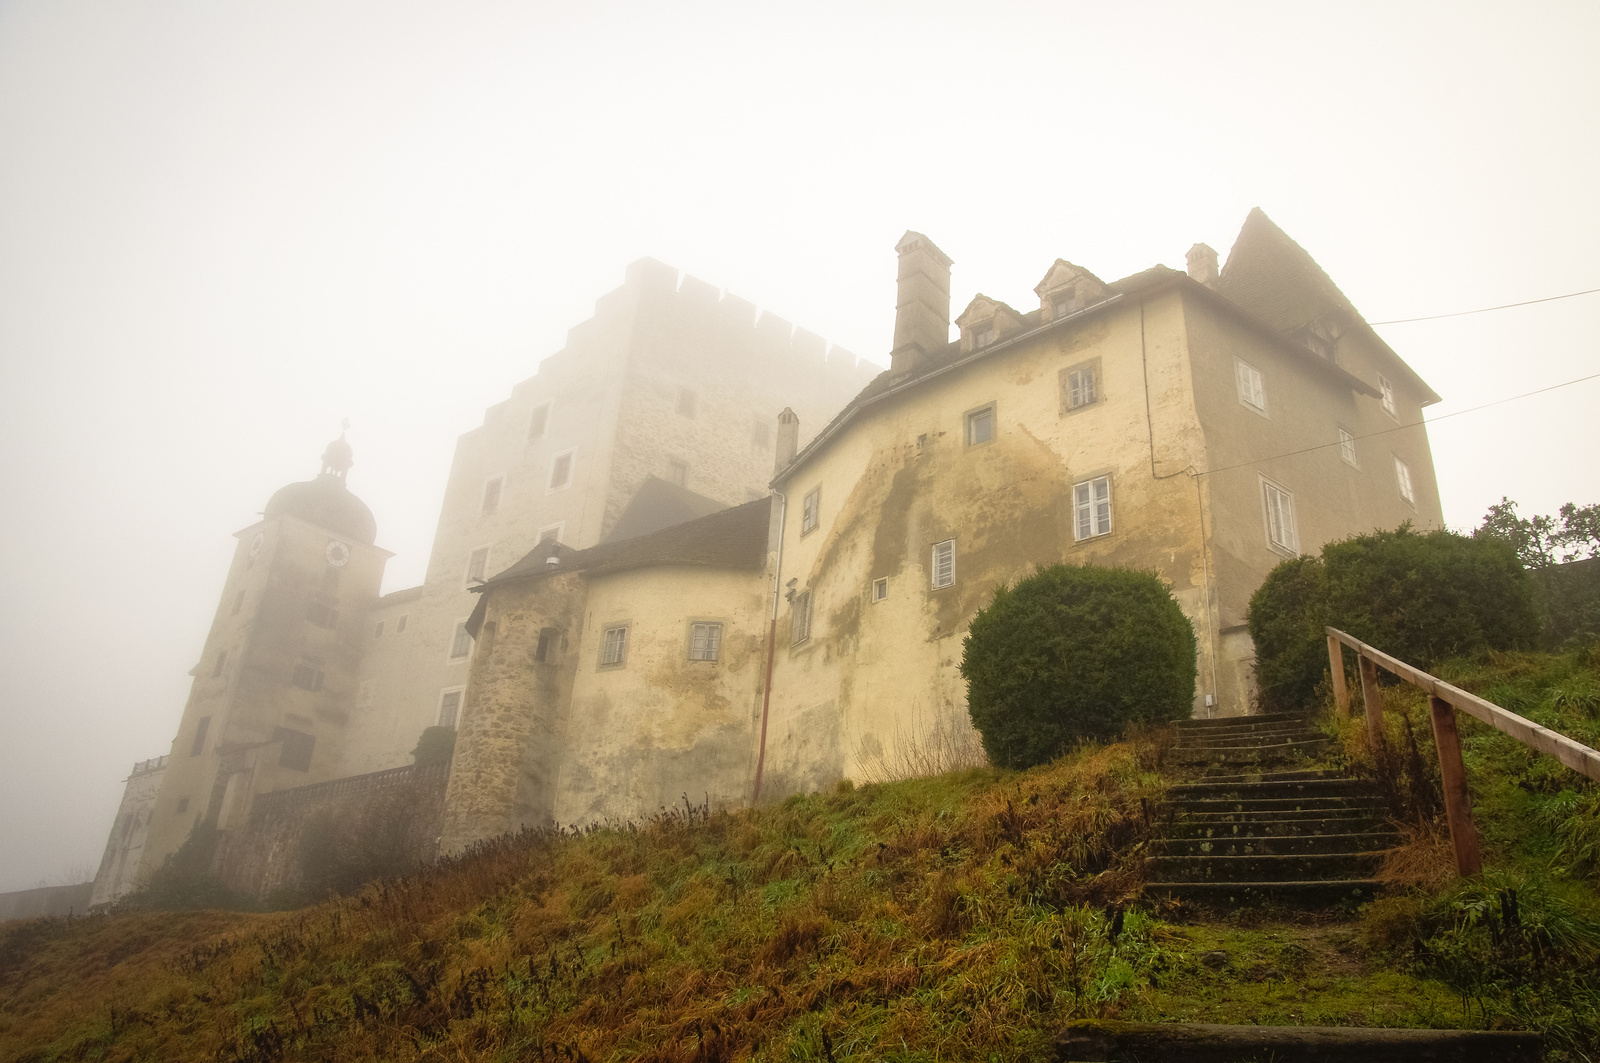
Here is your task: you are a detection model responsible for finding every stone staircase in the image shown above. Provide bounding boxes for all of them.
[1145,713,1398,905]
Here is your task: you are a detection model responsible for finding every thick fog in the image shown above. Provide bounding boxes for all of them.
[1,0,1596,891]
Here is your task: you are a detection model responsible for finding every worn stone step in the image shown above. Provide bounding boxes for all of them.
[1150,831,1399,857]
[1167,777,1377,801]
[1055,1018,1541,1063]
[1158,813,1386,838]
[1142,877,1387,906]
[1170,739,1331,765]
[1177,712,1310,730]
[1163,794,1385,816]
[1175,729,1323,749]
[1146,851,1385,883]
[1188,769,1344,784]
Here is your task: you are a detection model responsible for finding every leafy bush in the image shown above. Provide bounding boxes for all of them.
[1248,526,1540,712]
[961,564,1196,769]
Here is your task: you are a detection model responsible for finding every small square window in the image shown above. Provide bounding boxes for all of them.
[600,624,630,668]
[449,623,472,661]
[931,540,956,589]
[528,402,550,440]
[1395,457,1415,504]
[437,690,462,729]
[689,622,723,662]
[1073,476,1112,540]
[974,325,996,348]
[190,716,211,757]
[791,591,812,645]
[481,477,503,517]
[1236,358,1266,412]
[801,487,821,535]
[291,662,325,691]
[752,419,771,448]
[1379,374,1397,417]
[1053,291,1079,318]
[175,797,189,814]
[275,727,315,772]
[396,614,408,634]
[668,459,688,486]
[305,597,339,629]
[677,388,697,418]
[1262,478,1299,554]
[212,651,227,678]
[548,451,575,491]
[535,628,556,663]
[467,547,490,584]
[871,577,888,602]
[373,620,384,639]
[538,523,563,544]
[966,404,995,446]
[1339,428,1358,467]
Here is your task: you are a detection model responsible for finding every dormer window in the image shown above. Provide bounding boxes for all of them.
[1052,291,1080,319]
[974,325,996,348]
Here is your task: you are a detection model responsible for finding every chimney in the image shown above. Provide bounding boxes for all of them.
[774,408,800,475]
[891,231,953,374]
[1186,243,1219,287]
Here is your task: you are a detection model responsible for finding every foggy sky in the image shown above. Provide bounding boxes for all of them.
[2,0,1597,891]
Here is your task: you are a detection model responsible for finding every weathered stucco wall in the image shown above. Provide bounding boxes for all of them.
[88,757,167,907]
[555,566,768,824]
[761,291,1215,796]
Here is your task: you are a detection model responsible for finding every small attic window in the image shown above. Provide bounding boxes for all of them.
[1052,291,1080,318]
[974,325,996,348]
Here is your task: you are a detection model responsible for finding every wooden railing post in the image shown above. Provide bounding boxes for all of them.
[1358,655,1387,757]
[1327,635,1350,718]
[1429,694,1483,876]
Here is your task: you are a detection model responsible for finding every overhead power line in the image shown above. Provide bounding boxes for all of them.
[1370,286,1600,325]
[1198,371,1600,478]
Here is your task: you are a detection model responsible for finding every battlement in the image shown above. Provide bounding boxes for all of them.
[129,755,168,777]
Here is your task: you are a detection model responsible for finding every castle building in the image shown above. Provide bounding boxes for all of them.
[439,210,1444,849]
[100,262,874,898]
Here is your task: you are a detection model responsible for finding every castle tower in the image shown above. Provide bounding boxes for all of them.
[137,434,391,879]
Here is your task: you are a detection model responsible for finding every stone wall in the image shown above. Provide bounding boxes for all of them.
[0,883,94,922]
[215,760,450,901]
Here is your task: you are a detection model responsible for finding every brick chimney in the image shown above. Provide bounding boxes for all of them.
[891,231,953,374]
[1186,243,1219,287]
[774,408,800,475]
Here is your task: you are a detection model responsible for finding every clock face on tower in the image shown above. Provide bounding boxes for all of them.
[325,540,350,568]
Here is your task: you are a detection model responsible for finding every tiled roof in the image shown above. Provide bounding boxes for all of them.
[603,476,730,544]
[483,497,771,591]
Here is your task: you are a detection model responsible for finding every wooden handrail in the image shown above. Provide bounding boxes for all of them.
[1325,626,1600,877]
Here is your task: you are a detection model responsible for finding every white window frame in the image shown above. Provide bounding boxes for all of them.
[528,401,551,440]
[791,591,812,645]
[1394,456,1415,505]
[1073,476,1112,541]
[931,539,956,590]
[974,325,996,348]
[466,546,491,585]
[1338,427,1359,467]
[801,486,821,535]
[537,522,564,544]
[1260,477,1300,556]
[871,577,888,603]
[1063,362,1099,411]
[965,402,996,447]
[448,621,473,662]
[1379,374,1397,417]
[688,621,723,662]
[437,687,465,729]
[481,476,504,517]
[599,622,631,668]
[547,448,576,492]
[1236,358,1267,414]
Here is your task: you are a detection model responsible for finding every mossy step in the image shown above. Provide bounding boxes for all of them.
[1150,831,1399,857]
[1167,778,1377,801]
[1174,729,1324,748]
[1186,769,1343,784]
[1141,877,1387,906]
[1158,813,1386,838]
[1163,794,1385,815]
[1176,712,1311,729]
[1146,851,1386,883]
[1170,740,1331,765]
[1054,1018,1541,1063]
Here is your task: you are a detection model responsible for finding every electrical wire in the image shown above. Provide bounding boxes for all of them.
[1370,287,1600,325]
[1198,371,1600,478]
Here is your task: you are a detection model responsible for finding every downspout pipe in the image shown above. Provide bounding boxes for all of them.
[751,490,787,804]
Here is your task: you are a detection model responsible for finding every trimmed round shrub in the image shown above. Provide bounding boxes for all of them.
[1248,525,1541,712]
[961,564,1197,770]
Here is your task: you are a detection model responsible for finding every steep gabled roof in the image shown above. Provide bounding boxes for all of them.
[1217,207,1440,404]
[482,497,771,592]
[603,476,729,543]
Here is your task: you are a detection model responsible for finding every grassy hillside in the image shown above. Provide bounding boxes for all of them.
[4,647,1599,1062]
